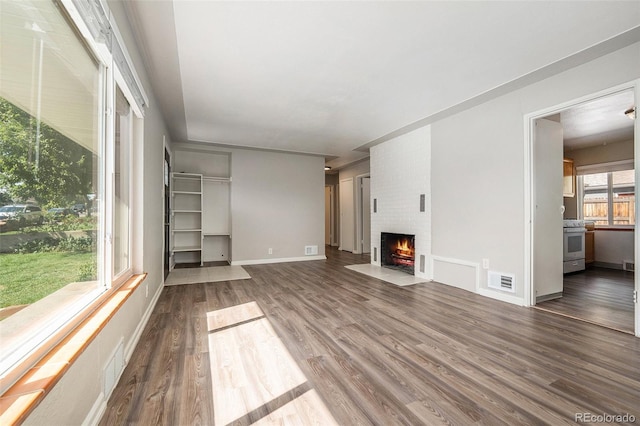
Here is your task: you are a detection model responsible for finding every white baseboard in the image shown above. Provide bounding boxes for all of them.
[82,392,106,426]
[477,287,525,306]
[231,255,326,266]
[125,282,163,360]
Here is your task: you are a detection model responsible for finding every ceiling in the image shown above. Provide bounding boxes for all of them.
[123,1,640,169]
[561,90,635,150]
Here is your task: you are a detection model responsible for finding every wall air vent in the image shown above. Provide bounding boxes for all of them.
[104,338,125,399]
[623,260,635,271]
[488,271,515,293]
[305,245,318,256]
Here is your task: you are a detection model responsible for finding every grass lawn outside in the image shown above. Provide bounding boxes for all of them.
[0,251,94,308]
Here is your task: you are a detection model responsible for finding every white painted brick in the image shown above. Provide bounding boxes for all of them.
[370,126,431,279]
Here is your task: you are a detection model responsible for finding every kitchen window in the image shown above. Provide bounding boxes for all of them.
[578,162,635,227]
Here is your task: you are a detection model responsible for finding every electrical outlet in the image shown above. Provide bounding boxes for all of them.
[268,248,273,255]
[482,258,490,269]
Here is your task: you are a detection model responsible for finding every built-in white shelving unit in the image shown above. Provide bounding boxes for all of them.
[171,172,203,265]
[171,172,231,267]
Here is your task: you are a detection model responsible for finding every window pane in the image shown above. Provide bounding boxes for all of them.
[612,170,635,225]
[583,172,608,225]
[114,87,131,275]
[0,0,101,377]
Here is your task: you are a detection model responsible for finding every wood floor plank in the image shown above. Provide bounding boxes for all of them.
[537,267,634,333]
[100,248,640,425]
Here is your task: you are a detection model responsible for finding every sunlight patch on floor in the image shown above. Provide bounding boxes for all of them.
[250,389,338,426]
[207,301,264,331]
[207,302,338,425]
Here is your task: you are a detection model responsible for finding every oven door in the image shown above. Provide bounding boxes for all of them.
[563,228,585,261]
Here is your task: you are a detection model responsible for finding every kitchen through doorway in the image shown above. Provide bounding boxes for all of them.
[532,88,636,334]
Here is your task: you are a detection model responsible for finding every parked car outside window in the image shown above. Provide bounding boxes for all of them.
[47,207,79,220]
[0,204,44,227]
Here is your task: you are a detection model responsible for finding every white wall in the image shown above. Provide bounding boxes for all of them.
[594,230,635,268]
[567,139,634,167]
[174,148,230,176]
[430,42,640,303]
[169,145,325,264]
[25,2,169,424]
[339,159,370,181]
[370,126,431,280]
[230,150,325,264]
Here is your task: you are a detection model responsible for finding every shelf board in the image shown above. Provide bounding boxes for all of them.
[203,232,230,236]
[172,191,201,195]
[172,173,202,179]
[173,210,202,214]
[172,246,202,252]
[203,176,231,182]
[172,228,202,233]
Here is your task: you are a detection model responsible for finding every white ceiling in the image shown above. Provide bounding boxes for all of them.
[123,1,640,169]
[562,90,635,150]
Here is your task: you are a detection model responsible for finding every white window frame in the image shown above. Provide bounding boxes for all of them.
[112,69,138,284]
[577,160,635,228]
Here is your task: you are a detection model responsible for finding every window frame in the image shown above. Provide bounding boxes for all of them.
[111,70,138,285]
[577,160,635,228]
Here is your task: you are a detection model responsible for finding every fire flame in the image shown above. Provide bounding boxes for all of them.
[395,238,414,256]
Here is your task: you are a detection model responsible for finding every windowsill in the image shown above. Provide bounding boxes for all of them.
[0,273,147,425]
[0,280,102,360]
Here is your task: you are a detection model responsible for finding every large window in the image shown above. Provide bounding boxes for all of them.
[0,0,140,392]
[580,165,635,226]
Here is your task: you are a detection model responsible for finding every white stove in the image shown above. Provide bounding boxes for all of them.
[563,220,586,273]
[563,219,585,228]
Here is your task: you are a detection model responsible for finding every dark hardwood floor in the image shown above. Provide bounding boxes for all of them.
[101,247,640,425]
[536,267,635,334]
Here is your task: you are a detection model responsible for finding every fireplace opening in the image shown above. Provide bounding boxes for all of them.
[381,232,415,275]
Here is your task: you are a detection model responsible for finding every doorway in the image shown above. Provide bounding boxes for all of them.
[528,86,638,336]
[356,175,371,254]
[340,178,355,252]
[324,185,335,246]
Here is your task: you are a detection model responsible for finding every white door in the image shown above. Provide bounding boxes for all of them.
[324,186,331,245]
[361,177,371,254]
[533,118,564,302]
[340,178,354,252]
[635,86,639,337]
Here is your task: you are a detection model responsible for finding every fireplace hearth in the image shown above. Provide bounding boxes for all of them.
[381,232,415,275]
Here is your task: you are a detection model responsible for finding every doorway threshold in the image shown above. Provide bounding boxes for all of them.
[532,305,633,335]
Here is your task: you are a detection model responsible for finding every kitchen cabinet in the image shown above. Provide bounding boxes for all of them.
[563,158,575,197]
[585,230,595,265]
